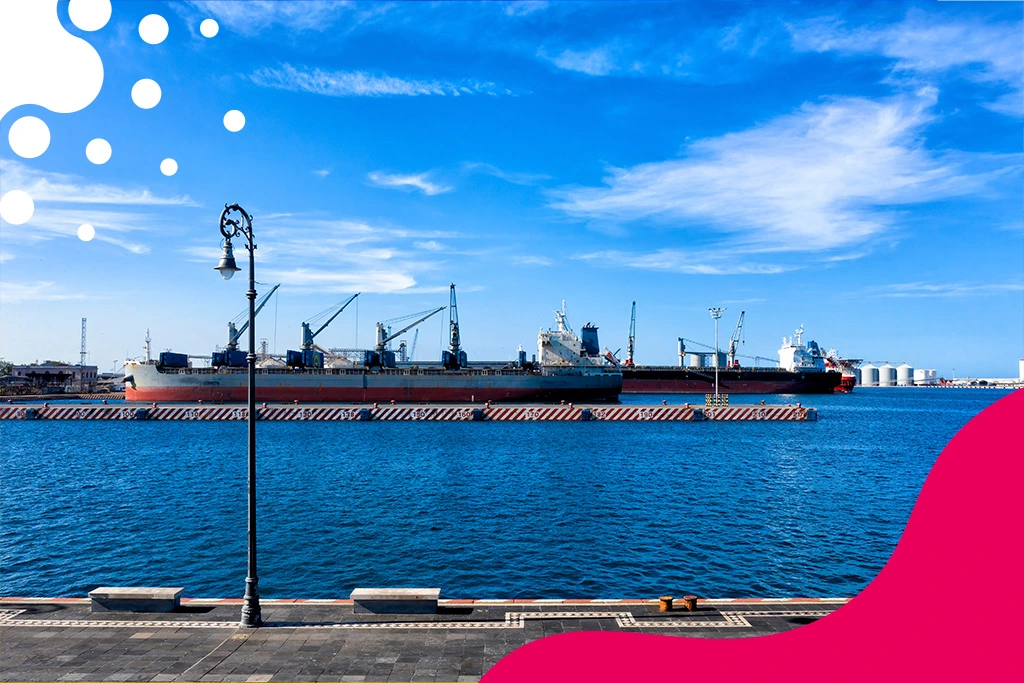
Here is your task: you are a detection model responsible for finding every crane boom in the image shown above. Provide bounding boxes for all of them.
[443,283,467,369]
[227,284,281,350]
[727,310,745,367]
[375,307,445,352]
[624,300,636,367]
[302,292,359,350]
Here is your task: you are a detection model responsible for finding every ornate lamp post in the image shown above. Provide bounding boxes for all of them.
[215,203,262,628]
[709,307,725,402]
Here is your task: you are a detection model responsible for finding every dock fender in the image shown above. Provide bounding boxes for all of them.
[24,407,40,420]
[471,408,485,421]
[134,408,150,420]
[805,408,818,421]
[358,408,373,421]
[692,408,705,421]
[580,408,592,421]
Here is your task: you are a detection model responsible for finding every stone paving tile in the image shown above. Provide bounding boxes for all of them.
[1,600,843,682]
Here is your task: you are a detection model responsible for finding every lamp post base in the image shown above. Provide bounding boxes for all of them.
[240,577,262,628]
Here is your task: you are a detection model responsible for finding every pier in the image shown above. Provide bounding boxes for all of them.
[0,402,817,422]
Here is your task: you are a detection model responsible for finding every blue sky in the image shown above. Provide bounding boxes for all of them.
[1,0,1022,377]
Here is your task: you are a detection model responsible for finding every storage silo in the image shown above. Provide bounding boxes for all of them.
[914,369,938,386]
[878,363,897,387]
[853,367,862,385]
[860,363,879,386]
[896,363,914,387]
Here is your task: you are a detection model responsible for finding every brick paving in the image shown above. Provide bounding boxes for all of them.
[0,599,847,682]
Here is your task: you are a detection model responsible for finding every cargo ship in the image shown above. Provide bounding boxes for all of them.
[125,298,622,403]
[620,326,843,394]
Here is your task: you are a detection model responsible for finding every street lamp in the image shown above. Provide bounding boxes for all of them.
[215,202,261,628]
[709,307,725,401]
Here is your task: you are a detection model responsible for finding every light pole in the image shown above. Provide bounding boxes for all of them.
[214,203,262,628]
[709,307,725,401]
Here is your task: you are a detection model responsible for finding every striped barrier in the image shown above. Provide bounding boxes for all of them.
[0,403,816,422]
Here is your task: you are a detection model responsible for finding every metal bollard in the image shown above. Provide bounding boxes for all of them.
[659,596,673,612]
[682,595,698,612]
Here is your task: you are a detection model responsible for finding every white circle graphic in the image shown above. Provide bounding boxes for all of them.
[68,0,112,32]
[78,224,96,241]
[8,116,51,158]
[200,19,219,38]
[85,138,112,164]
[223,110,245,132]
[160,158,178,176]
[0,190,35,225]
[139,14,169,44]
[131,79,161,109]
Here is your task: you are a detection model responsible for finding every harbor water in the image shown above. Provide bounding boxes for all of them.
[0,389,1012,599]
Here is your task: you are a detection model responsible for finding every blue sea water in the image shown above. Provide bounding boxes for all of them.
[0,389,1012,599]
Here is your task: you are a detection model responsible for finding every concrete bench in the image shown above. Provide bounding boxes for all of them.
[88,587,184,613]
[350,587,440,614]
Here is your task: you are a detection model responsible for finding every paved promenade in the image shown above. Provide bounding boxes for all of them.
[0,598,846,682]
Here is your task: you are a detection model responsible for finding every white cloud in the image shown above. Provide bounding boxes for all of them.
[261,267,416,294]
[462,162,549,186]
[550,91,1016,253]
[414,240,443,251]
[368,171,452,196]
[575,249,791,276]
[514,255,552,266]
[0,251,14,262]
[790,11,1024,116]
[312,169,330,177]
[182,1,381,36]
[250,64,506,97]
[541,46,616,76]
[0,281,88,304]
[866,282,1024,298]
[503,2,548,17]
[0,159,196,206]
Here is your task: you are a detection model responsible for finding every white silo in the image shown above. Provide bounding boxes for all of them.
[860,363,879,387]
[853,367,862,386]
[878,363,897,387]
[914,369,938,386]
[897,363,914,387]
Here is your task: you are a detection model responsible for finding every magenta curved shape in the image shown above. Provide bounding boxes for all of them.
[482,389,1024,682]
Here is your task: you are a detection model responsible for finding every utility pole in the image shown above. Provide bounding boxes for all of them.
[80,318,87,391]
[709,307,725,400]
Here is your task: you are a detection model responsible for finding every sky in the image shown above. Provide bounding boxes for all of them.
[0,0,1022,378]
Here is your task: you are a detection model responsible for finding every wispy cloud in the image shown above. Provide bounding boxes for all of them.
[789,11,1024,116]
[368,171,452,196]
[312,169,330,177]
[0,281,89,304]
[0,251,13,263]
[250,64,509,98]
[0,159,196,206]
[260,267,416,294]
[182,1,390,36]
[462,162,550,186]
[576,249,792,276]
[414,240,444,251]
[513,255,552,266]
[864,282,1024,298]
[503,2,549,17]
[550,91,1019,254]
[540,46,617,76]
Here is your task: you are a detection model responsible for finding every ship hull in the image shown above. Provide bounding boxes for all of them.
[125,363,622,403]
[621,367,842,394]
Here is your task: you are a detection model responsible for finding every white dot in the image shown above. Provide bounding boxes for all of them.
[200,19,219,38]
[138,14,169,45]
[8,116,50,159]
[0,190,35,225]
[160,158,178,176]
[85,138,112,164]
[68,0,112,32]
[131,79,162,109]
[223,110,245,132]
[78,224,96,241]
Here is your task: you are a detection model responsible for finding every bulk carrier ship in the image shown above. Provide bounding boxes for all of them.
[125,292,621,403]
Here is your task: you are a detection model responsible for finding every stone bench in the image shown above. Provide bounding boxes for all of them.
[88,587,184,613]
[350,587,440,614]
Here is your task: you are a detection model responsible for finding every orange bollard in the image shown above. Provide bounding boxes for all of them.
[659,596,673,612]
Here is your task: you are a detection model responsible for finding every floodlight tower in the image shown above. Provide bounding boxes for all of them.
[708,307,726,400]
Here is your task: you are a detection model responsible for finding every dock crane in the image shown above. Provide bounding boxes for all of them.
[442,283,468,370]
[369,306,445,367]
[302,293,360,350]
[225,284,280,351]
[624,301,636,367]
[726,310,745,368]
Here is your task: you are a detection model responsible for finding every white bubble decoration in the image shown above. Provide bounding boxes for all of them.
[78,224,96,241]
[8,116,50,158]
[85,138,112,164]
[223,110,245,132]
[200,19,219,38]
[131,79,161,109]
[160,158,178,176]
[0,190,35,225]
[68,0,111,32]
[138,14,169,45]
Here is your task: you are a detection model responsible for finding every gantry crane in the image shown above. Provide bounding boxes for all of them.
[302,292,359,350]
[624,301,636,367]
[726,310,745,368]
[226,284,280,351]
[370,306,446,367]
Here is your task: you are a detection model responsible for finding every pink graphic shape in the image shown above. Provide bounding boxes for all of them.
[482,389,1024,682]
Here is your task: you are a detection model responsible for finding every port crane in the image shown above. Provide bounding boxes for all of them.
[226,284,280,351]
[371,306,445,367]
[442,283,468,369]
[726,310,745,368]
[624,301,636,367]
[302,293,359,350]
